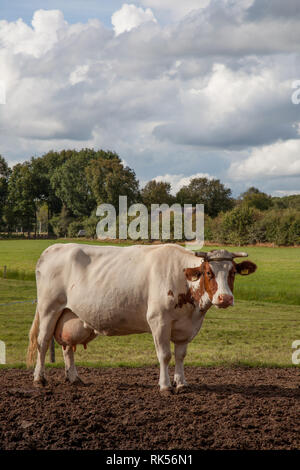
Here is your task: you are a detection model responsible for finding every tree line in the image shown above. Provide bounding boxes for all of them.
[0,149,299,245]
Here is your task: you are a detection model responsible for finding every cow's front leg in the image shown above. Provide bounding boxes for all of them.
[63,345,83,384]
[147,314,172,392]
[174,342,188,389]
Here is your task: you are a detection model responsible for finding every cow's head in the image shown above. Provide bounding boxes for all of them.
[184,250,257,310]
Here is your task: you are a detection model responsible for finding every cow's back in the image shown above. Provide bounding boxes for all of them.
[36,243,197,334]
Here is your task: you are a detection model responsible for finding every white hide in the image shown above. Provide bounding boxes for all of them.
[32,243,237,389]
[210,261,235,305]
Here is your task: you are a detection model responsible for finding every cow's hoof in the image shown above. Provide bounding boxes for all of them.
[160,386,174,396]
[33,377,47,388]
[175,384,189,394]
[66,376,85,386]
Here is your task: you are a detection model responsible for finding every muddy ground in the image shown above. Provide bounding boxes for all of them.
[0,367,299,450]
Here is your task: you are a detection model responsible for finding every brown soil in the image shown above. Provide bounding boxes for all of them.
[0,367,299,450]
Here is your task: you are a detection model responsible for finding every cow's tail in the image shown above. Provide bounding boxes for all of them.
[26,308,39,368]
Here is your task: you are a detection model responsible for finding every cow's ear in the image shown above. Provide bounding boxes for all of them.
[184,267,202,282]
[236,261,257,276]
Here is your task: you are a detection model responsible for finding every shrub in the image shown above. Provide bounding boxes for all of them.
[68,220,84,238]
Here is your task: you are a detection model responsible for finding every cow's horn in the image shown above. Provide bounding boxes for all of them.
[195,251,208,259]
[231,252,248,258]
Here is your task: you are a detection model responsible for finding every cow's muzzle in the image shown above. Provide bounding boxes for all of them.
[216,294,234,308]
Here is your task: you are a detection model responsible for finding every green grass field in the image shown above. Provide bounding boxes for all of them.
[0,239,299,368]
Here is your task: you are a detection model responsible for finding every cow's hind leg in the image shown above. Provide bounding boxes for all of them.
[147,313,172,392]
[34,309,62,386]
[174,343,188,389]
[63,346,83,384]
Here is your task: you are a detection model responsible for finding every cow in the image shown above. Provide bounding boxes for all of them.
[27,243,257,392]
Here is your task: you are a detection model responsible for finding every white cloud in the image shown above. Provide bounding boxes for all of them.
[139,0,211,21]
[111,3,157,36]
[273,190,300,196]
[229,140,300,179]
[69,64,90,85]
[153,173,213,195]
[153,64,299,148]
[0,5,300,196]
[0,9,67,58]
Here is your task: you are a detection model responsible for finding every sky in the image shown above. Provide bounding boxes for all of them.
[0,0,300,197]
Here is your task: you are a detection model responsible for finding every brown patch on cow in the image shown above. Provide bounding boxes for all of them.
[183,262,217,304]
[175,291,195,309]
[201,261,218,301]
[184,267,202,282]
[168,290,174,297]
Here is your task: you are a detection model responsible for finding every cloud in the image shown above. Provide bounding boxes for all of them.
[0,5,300,198]
[273,190,300,196]
[0,9,67,58]
[152,172,213,195]
[229,140,300,179]
[111,3,157,36]
[139,0,210,21]
[246,0,300,20]
[153,63,300,148]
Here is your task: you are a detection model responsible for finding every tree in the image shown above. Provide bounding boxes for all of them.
[0,155,11,223]
[30,150,72,220]
[49,205,74,237]
[176,177,234,217]
[86,157,140,210]
[50,149,97,218]
[141,180,175,209]
[272,194,300,211]
[50,149,126,218]
[221,205,259,245]
[239,187,273,211]
[5,162,40,235]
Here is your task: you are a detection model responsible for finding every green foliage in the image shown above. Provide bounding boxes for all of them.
[4,162,41,233]
[67,220,84,238]
[0,148,299,247]
[49,206,74,237]
[220,205,260,245]
[86,157,140,210]
[83,213,99,238]
[30,150,70,218]
[239,187,273,211]
[206,206,300,246]
[0,155,11,223]
[141,180,175,209]
[36,203,49,233]
[176,177,234,217]
[272,194,300,210]
[50,149,97,217]
[254,209,300,246]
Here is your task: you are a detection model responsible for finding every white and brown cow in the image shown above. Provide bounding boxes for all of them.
[27,244,256,391]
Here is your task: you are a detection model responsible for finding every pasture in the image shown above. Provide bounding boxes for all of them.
[0,239,299,367]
